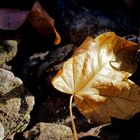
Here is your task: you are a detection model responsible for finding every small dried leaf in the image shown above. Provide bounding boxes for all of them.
[52,32,140,125]
[27,1,61,45]
[0,1,61,45]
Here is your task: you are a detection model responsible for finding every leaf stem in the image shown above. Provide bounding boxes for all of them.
[70,95,78,140]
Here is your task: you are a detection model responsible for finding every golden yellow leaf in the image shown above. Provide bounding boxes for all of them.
[52,32,140,125]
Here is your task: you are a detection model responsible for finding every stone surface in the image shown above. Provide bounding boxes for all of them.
[58,0,139,44]
[0,123,4,140]
[23,122,72,140]
[0,40,17,66]
[18,43,75,84]
[0,68,34,139]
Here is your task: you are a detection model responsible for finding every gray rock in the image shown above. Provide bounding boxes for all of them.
[0,123,4,140]
[64,10,137,44]
[19,43,75,82]
[23,122,72,140]
[0,68,35,139]
[37,44,75,78]
[0,40,17,66]
[59,1,139,44]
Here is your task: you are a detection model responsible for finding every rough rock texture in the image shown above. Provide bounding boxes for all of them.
[17,43,75,84]
[0,40,17,66]
[0,68,34,139]
[64,10,137,43]
[23,122,72,140]
[58,0,139,44]
[0,123,4,140]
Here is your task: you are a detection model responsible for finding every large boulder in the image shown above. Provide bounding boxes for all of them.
[0,68,34,139]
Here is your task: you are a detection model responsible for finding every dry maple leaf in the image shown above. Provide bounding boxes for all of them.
[52,32,140,125]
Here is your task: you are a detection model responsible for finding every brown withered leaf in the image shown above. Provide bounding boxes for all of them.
[0,8,29,30]
[0,1,61,45]
[27,1,61,45]
[52,32,140,125]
